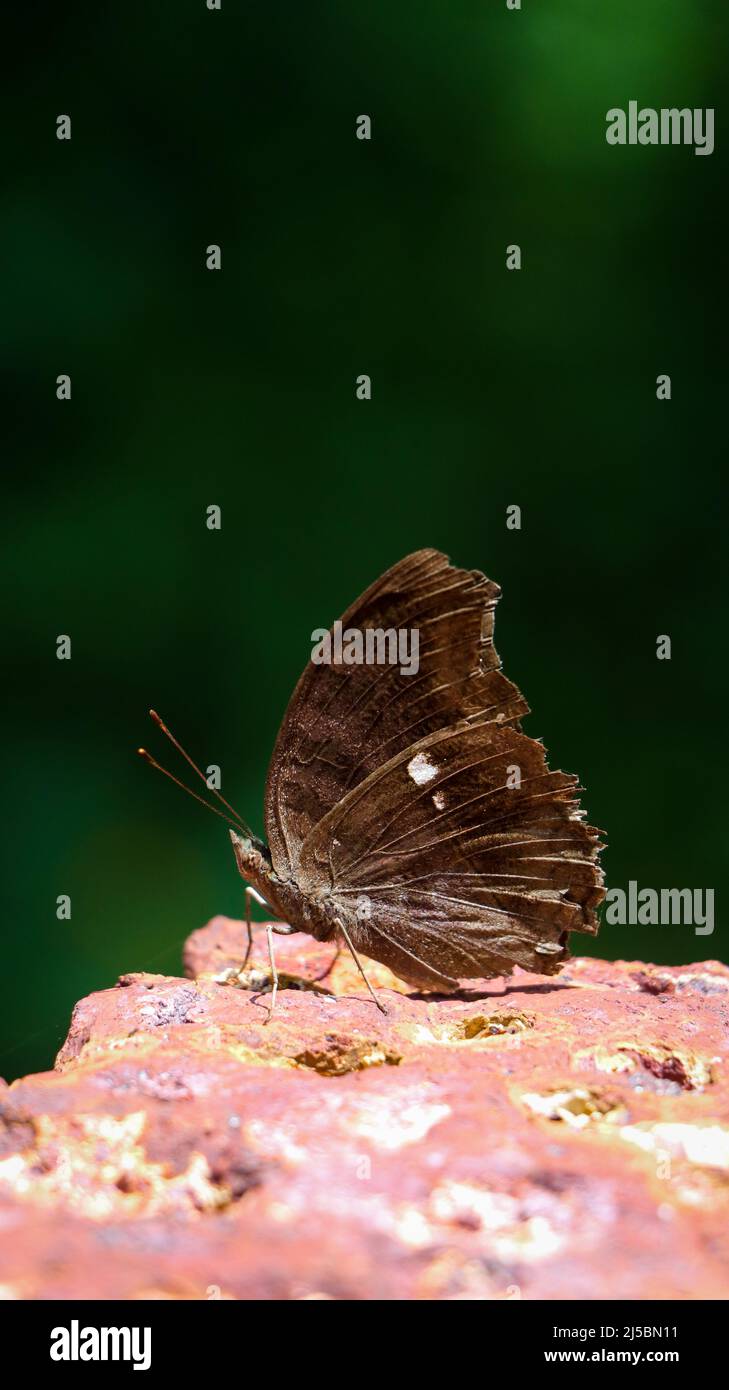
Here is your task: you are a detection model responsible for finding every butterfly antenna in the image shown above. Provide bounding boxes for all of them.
[137,749,247,832]
[148,709,251,832]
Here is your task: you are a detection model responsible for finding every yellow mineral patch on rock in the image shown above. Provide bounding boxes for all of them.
[0,1111,231,1219]
[574,1042,713,1090]
[521,1086,625,1128]
[435,1010,535,1042]
[293,1038,402,1075]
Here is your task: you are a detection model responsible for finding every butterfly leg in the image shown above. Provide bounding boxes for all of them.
[335,918,387,1015]
[264,924,279,1023]
[261,922,298,1022]
[242,885,268,967]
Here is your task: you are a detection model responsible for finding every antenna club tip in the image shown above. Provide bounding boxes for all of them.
[149,709,161,722]
[137,747,151,758]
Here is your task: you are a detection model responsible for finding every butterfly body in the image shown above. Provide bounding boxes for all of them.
[230,830,340,945]
[230,826,465,989]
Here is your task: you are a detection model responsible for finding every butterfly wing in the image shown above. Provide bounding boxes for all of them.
[264,549,528,879]
[294,718,603,984]
[264,548,604,983]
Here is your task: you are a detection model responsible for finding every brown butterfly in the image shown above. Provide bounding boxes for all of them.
[140,550,604,1014]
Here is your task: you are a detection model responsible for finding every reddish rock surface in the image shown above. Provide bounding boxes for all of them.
[1,916,728,1300]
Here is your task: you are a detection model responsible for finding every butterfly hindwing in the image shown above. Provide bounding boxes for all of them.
[295,718,603,982]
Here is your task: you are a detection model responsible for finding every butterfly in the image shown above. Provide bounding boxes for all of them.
[140,550,605,1014]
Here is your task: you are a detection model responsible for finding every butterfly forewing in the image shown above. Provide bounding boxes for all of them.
[265,549,528,877]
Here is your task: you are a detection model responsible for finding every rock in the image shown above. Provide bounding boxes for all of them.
[1,917,728,1300]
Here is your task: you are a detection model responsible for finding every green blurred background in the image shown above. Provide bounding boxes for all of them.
[2,2,726,1081]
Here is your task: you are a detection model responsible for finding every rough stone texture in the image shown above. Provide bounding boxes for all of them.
[1,916,728,1300]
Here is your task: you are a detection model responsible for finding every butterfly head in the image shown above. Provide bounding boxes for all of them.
[229,828,272,881]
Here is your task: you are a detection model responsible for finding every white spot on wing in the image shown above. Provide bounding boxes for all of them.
[432,791,446,810]
[407,752,438,786]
